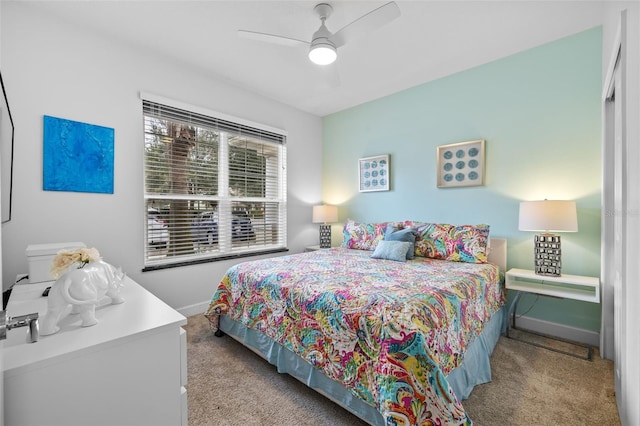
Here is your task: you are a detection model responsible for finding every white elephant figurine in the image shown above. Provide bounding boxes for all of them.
[40,260,126,336]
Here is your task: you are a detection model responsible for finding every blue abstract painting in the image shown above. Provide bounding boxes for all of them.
[43,115,114,194]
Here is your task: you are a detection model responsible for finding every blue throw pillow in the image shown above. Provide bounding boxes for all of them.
[384,225,417,259]
[371,240,412,262]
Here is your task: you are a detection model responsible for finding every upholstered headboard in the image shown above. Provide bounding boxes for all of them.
[488,238,507,272]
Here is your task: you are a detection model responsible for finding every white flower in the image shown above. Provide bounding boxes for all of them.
[50,247,102,279]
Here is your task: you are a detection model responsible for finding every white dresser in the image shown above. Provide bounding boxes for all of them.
[2,276,188,426]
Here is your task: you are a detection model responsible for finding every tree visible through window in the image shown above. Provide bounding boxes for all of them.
[142,98,287,269]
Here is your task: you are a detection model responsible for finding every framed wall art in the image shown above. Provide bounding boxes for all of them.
[43,115,115,194]
[358,154,389,192]
[437,139,485,188]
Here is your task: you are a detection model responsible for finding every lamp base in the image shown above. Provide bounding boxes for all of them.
[319,224,332,249]
[534,233,562,276]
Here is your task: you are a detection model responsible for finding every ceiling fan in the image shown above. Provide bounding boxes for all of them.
[238,2,401,66]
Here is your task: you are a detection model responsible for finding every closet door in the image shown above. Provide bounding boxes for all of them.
[611,60,624,404]
[603,47,624,411]
[602,9,640,423]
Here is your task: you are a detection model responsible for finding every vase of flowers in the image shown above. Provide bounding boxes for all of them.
[41,248,126,336]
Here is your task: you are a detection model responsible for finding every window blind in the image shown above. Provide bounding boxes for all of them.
[143,99,287,269]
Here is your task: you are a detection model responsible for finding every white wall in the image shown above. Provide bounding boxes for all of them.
[0,2,323,312]
[601,2,640,425]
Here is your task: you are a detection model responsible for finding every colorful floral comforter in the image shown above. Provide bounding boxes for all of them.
[205,248,505,425]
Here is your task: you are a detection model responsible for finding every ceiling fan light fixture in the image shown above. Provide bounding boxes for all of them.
[308,42,337,65]
[239,2,400,68]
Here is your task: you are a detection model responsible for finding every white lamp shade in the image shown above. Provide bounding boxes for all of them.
[312,205,338,224]
[519,200,578,232]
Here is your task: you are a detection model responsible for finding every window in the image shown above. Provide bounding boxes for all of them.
[142,96,287,270]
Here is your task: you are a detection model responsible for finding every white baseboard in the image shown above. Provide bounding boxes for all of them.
[510,314,600,347]
[177,300,210,318]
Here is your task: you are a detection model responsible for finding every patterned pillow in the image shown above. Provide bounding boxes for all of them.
[341,219,389,251]
[371,240,412,262]
[400,220,425,228]
[414,223,490,263]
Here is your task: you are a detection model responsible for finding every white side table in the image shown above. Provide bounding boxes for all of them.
[505,268,600,360]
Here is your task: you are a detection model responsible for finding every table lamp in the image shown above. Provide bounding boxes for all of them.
[312,205,338,249]
[518,200,578,276]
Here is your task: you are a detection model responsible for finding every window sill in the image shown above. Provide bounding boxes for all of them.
[142,247,289,272]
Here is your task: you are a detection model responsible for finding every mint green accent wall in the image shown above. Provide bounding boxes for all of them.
[322,27,603,332]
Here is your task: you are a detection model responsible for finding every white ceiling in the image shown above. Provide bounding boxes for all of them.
[26,1,605,116]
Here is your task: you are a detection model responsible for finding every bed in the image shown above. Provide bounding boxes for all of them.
[205,220,507,425]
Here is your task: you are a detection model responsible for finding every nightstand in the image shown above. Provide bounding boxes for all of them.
[505,268,600,360]
[305,245,329,252]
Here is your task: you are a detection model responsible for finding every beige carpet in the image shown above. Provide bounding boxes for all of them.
[186,314,620,425]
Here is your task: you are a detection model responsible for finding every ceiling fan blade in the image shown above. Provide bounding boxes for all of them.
[238,30,309,48]
[329,1,401,48]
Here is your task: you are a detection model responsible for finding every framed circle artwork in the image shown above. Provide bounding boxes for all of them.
[358,154,389,192]
[436,139,485,188]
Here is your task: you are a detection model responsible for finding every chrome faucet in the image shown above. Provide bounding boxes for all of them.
[0,311,39,343]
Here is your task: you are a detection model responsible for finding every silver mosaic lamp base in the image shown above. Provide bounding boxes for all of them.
[319,224,332,249]
[534,233,562,276]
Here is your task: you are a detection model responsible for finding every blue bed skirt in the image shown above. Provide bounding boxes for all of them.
[218,306,506,425]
